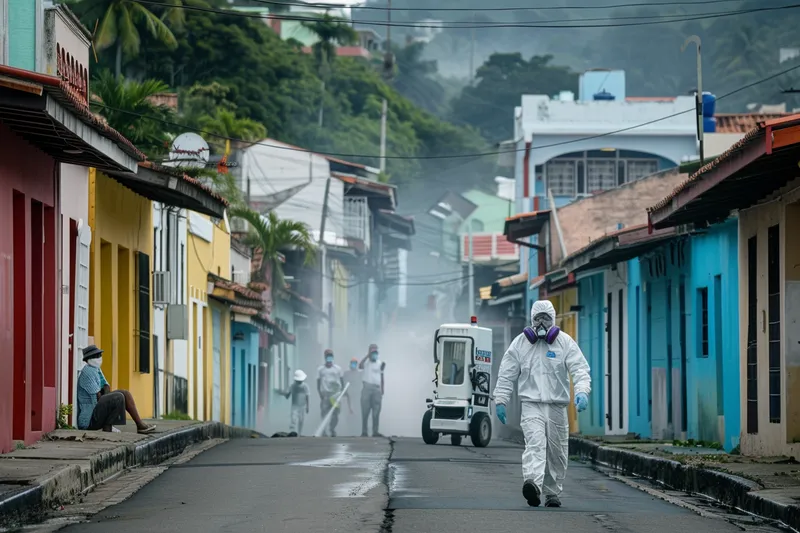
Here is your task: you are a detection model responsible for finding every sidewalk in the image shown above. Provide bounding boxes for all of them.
[570,435,800,530]
[0,419,261,527]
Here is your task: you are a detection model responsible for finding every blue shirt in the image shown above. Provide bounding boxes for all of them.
[77,365,108,429]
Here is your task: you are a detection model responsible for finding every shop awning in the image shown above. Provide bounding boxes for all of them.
[648,114,800,230]
[504,210,551,247]
[0,65,144,172]
[377,209,415,236]
[490,272,527,298]
[561,224,678,275]
[263,314,296,346]
[105,162,228,219]
[543,268,575,293]
[284,288,328,319]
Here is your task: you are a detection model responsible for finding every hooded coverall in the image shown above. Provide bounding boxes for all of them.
[494,300,592,499]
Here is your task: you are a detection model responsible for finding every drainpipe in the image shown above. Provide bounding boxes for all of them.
[522,141,532,208]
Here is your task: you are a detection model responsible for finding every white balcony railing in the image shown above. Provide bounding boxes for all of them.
[461,232,520,264]
[343,196,371,248]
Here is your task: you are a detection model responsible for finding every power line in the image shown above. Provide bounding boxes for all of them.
[136,0,800,29]
[92,60,800,163]
[256,0,747,12]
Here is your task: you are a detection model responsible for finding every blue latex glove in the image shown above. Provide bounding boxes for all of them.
[575,392,589,413]
[496,404,507,424]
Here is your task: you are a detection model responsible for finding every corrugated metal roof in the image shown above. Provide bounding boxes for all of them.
[646,117,792,215]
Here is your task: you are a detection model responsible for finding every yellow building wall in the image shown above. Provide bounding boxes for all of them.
[738,184,800,457]
[87,169,155,417]
[186,213,232,424]
[548,287,580,433]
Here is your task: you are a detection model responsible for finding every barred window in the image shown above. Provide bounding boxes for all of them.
[587,160,616,192]
[627,160,659,182]
[546,160,576,197]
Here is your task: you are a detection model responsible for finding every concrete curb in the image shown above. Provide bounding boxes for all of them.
[0,422,261,527]
[569,436,800,530]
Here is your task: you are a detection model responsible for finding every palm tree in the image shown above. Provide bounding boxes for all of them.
[74,0,182,78]
[196,108,267,154]
[302,14,358,128]
[229,208,317,295]
[302,14,358,76]
[90,70,177,158]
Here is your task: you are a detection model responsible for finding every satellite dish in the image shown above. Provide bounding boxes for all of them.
[165,132,210,169]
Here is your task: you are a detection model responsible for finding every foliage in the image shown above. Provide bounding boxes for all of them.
[76,4,494,189]
[57,404,75,430]
[391,41,448,116]
[229,208,316,294]
[162,410,194,421]
[451,53,579,143]
[70,0,182,77]
[90,70,178,159]
[302,14,358,79]
[357,0,800,113]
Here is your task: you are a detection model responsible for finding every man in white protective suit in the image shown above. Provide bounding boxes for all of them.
[494,300,591,508]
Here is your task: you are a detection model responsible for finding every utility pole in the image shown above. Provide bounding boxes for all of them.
[682,35,704,165]
[318,81,325,128]
[469,12,476,85]
[468,221,475,317]
[380,99,387,173]
[318,172,332,349]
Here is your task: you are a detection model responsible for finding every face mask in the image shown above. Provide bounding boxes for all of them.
[87,357,102,368]
[350,362,358,370]
[370,352,378,361]
[325,356,333,365]
[532,313,553,339]
[295,380,302,385]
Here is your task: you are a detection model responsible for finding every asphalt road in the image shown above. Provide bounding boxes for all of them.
[56,437,782,533]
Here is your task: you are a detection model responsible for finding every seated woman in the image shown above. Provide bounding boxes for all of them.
[77,344,156,434]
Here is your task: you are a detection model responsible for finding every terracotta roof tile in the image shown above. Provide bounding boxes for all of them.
[140,161,229,206]
[715,113,792,134]
[647,125,767,214]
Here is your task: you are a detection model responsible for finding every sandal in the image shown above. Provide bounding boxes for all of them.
[137,424,157,434]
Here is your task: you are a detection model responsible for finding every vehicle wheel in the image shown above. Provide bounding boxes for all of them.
[422,410,439,445]
[451,434,462,446]
[470,412,492,448]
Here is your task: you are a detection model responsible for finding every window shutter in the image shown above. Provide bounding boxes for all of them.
[137,251,151,373]
[72,222,92,426]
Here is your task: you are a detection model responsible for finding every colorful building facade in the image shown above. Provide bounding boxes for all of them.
[187,211,232,424]
[647,114,800,456]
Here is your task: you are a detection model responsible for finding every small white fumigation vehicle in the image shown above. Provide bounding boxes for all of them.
[421,316,493,447]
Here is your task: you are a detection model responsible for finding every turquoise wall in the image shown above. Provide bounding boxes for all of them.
[265,297,297,433]
[576,272,606,436]
[231,322,259,429]
[626,221,740,450]
[686,220,740,451]
[9,0,37,70]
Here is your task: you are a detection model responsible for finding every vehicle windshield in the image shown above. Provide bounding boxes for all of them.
[440,340,466,385]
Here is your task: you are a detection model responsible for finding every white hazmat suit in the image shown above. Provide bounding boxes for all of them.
[495,300,591,506]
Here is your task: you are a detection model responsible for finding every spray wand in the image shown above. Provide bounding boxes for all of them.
[313,382,351,438]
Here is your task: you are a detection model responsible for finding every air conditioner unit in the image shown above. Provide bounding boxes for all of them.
[153,271,170,305]
[230,217,248,233]
[167,304,188,340]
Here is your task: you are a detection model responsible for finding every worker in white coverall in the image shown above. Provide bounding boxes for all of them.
[494,300,591,508]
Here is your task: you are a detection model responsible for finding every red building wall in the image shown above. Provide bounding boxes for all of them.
[0,123,60,453]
